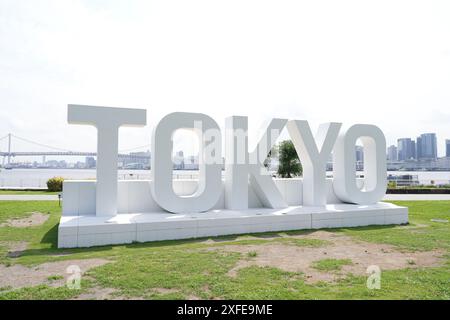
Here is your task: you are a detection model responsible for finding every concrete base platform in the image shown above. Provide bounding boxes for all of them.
[58,202,408,248]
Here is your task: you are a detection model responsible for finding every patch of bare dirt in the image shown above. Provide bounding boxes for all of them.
[0,259,111,290]
[215,231,444,284]
[73,286,149,300]
[74,287,183,300]
[1,241,29,258]
[0,212,49,228]
[152,287,179,294]
[73,287,121,300]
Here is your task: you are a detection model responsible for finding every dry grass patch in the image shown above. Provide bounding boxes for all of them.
[0,259,111,290]
[0,212,49,228]
[1,241,29,258]
[71,286,145,300]
[217,231,444,283]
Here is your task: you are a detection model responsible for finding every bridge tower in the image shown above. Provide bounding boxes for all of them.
[7,133,11,165]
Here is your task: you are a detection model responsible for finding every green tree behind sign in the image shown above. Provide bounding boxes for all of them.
[277,140,302,178]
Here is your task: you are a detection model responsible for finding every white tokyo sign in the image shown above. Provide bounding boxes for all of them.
[67,104,387,216]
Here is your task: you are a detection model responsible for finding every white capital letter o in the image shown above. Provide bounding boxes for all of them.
[333,124,387,205]
[151,112,222,213]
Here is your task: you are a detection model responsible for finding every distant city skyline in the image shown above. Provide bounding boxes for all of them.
[1,128,450,166]
[390,132,445,162]
[3,128,450,172]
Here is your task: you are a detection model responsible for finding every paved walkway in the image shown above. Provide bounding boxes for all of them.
[0,195,59,201]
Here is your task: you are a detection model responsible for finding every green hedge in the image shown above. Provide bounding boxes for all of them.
[46,177,64,192]
[387,188,450,194]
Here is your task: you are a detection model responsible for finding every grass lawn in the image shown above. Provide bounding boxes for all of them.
[0,200,449,300]
[312,258,353,272]
[0,190,58,195]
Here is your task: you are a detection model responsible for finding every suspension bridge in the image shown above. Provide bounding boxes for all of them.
[0,133,151,166]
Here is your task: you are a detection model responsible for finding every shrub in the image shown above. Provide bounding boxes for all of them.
[46,177,64,192]
[387,181,397,188]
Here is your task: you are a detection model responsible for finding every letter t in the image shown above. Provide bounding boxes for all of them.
[68,105,146,216]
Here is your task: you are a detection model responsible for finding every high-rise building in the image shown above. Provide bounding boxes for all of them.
[416,133,437,160]
[355,146,364,162]
[397,138,415,161]
[85,157,96,169]
[387,145,398,161]
[355,146,364,170]
[173,151,185,170]
[416,136,422,160]
[446,139,450,157]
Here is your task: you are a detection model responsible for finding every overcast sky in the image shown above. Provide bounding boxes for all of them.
[1,0,450,159]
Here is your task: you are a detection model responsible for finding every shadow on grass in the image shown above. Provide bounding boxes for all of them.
[14,224,401,262]
[40,223,59,248]
[329,224,406,233]
[15,246,117,261]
